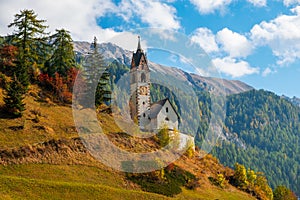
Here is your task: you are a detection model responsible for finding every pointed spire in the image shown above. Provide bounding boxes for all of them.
[137,35,142,51]
[93,36,98,53]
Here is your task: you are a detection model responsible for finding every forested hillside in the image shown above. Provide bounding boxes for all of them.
[107,59,299,196]
[95,44,299,197]
[211,89,300,196]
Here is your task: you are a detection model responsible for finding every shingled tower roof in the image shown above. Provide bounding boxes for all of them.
[131,36,149,70]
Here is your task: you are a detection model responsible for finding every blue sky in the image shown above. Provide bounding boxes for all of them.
[1,0,300,97]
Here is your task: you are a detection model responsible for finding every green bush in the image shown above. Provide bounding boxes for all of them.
[127,165,196,197]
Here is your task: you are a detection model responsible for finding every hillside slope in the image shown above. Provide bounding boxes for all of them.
[0,85,256,200]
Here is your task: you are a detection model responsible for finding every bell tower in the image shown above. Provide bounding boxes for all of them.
[130,36,151,129]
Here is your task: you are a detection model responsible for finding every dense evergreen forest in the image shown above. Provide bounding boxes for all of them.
[211,89,300,196]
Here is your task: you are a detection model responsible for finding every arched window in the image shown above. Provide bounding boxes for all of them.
[141,73,146,82]
[143,113,146,118]
[165,117,169,121]
[166,107,169,113]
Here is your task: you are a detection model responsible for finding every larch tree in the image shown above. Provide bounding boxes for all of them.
[233,163,248,189]
[8,9,48,81]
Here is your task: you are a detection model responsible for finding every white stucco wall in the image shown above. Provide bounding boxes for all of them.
[156,100,178,130]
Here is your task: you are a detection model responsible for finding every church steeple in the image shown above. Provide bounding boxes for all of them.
[130,36,151,129]
[131,36,149,71]
[137,36,142,52]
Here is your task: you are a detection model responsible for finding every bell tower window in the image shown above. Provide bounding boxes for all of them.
[141,73,146,82]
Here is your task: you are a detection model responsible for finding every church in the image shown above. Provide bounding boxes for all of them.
[130,37,179,132]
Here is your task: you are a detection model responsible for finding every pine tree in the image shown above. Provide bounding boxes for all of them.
[81,36,111,107]
[4,73,26,117]
[8,9,48,80]
[48,29,76,77]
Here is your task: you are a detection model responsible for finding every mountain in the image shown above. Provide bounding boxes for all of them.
[282,95,300,107]
[212,89,300,196]
[74,41,299,196]
[73,41,253,96]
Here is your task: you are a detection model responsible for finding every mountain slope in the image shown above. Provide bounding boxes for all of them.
[0,85,257,200]
[212,89,300,195]
[73,41,253,95]
[74,41,299,195]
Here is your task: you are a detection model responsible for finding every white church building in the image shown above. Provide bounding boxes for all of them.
[129,37,179,132]
[129,37,195,151]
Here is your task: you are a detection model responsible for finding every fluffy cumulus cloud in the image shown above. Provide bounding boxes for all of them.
[250,6,300,65]
[190,27,219,53]
[0,0,118,41]
[190,27,258,77]
[247,0,267,7]
[190,0,232,14]
[116,0,180,30]
[213,57,259,77]
[216,28,253,58]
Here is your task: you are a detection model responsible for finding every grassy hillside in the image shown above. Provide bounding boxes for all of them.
[0,85,256,200]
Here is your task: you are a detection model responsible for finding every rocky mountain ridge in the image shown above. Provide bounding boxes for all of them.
[73,41,253,96]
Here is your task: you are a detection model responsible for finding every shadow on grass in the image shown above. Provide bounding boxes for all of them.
[0,106,21,119]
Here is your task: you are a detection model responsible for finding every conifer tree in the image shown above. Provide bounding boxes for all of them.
[8,9,48,80]
[82,36,111,107]
[4,73,26,117]
[48,29,76,77]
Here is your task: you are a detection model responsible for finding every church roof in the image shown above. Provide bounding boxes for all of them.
[149,98,180,119]
[131,36,148,70]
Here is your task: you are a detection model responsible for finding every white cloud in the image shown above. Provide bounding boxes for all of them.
[247,0,267,7]
[217,28,253,58]
[250,6,300,65]
[190,27,257,78]
[117,0,180,30]
[0,0,180,42]
[190,27,219,53]
[262,67,276,77]
[0,0,118,41]
[190,0,232,14]
[283,0,300,7]
[213,57,259,77]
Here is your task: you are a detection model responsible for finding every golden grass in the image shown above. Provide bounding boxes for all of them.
[0,85,256,200]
